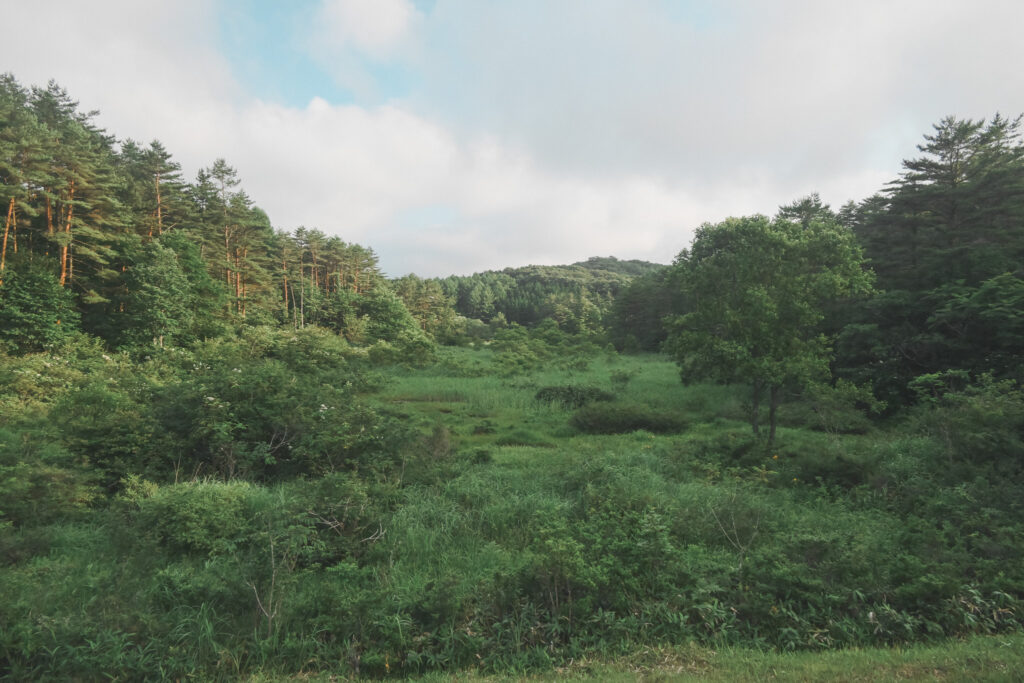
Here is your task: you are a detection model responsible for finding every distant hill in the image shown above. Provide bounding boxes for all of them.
[572,256,667,277]
[435,256,666,329]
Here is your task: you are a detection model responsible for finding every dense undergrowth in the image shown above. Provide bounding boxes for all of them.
[2,343,1022,680]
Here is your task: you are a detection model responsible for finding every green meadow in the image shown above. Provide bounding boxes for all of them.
[4,345,1021,680]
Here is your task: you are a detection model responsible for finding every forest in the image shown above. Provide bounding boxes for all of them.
[2,73,1023,680]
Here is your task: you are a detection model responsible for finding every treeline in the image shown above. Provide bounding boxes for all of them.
[837,115,1024,403]
[613,116,1024,413]
[2,73,675,359]
[0,74,433,357]
[437,256,664,334]
[4,69,1023,415]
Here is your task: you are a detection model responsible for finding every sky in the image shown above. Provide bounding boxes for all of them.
[5,0,1024,277]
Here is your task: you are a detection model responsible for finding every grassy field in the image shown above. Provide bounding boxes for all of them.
[455,636,1024,681]
[378,347,747,444]
[3,345,1022,680]
[249,634,1024,681]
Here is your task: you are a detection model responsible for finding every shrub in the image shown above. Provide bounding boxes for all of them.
[570,402,685,434]
[0,429,98,529]
[534,385,614,409]
[910,373,1024,466]
[781,379,884,435]
[494,428,555,447]
[136,480,263,555]
[609,368,637,391]
[0,263,81,354]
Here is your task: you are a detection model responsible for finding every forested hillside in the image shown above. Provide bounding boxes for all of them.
[436,256,665,334]
[0,76,435,359]
[2,74,1023,680]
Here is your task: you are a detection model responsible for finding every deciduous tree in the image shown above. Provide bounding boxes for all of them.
[667,211,873,443]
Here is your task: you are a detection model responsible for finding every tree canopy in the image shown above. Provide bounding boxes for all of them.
[667,211,874,442]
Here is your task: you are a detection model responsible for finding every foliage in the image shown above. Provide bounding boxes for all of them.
[0,429,98,529]
[667,211,874,442]
[570,402,685,434]
[0,262,80,353]
[393,273,459,341]
[3,346,1024,680]
[534,384,615,408]
[114,239,196,348]
[438,260,654,334]
[837,115,1024,402]
[607,267,682,352]
[909,373,1024,465]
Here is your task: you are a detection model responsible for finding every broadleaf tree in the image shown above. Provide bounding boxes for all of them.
[667,210,874,443]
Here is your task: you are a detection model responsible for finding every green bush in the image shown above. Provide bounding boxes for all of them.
[534,384,614,408]
[0,263,81,354]
[910,373,1024,466]
[495,428,555,447]
[570,402,685,434]
[136,480,264,555]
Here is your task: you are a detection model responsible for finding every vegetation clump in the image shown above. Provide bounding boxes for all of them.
[534,384,615,408]
[570,401,685,434]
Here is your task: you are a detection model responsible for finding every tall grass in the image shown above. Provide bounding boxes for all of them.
[3,348,1022,679]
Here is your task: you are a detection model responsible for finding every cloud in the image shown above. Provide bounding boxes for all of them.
[316,0,422,58]
[225,99,724,276]
[415,0,1024,184]
[307,0,424,99]
[0,0,242,165]
[5,1,1024,278]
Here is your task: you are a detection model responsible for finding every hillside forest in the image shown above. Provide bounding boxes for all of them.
[2,74,1024,679]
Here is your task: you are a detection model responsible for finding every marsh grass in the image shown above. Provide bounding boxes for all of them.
[243,634,1024,681]
[380,349,736,451]
[4,347,1022,680]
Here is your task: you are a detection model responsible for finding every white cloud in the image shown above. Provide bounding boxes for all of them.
[5,1,1024,277]
[1,0,241,170]
[317,0,421,57]
[306,0,424,100]
[224,99,723,275]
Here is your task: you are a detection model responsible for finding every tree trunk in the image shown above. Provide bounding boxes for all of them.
[299,265,305,328]
[240,247,248,317]
[282,256,290,317]
[155,171,163,235]
[750,380,762,436]
[289,282,298,328]
[233,249,241,313]
[1,197,13,282]
[59,181,75,287]
[768,384,781,446]
[45,196,53,257]
[223,226,233,313]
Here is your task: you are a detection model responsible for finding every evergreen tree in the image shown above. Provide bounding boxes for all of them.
[838,115,1024,400]
[393,274,458,340]
[30,81,121,294]
[0,75,47,283]
[116,139,185,238]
